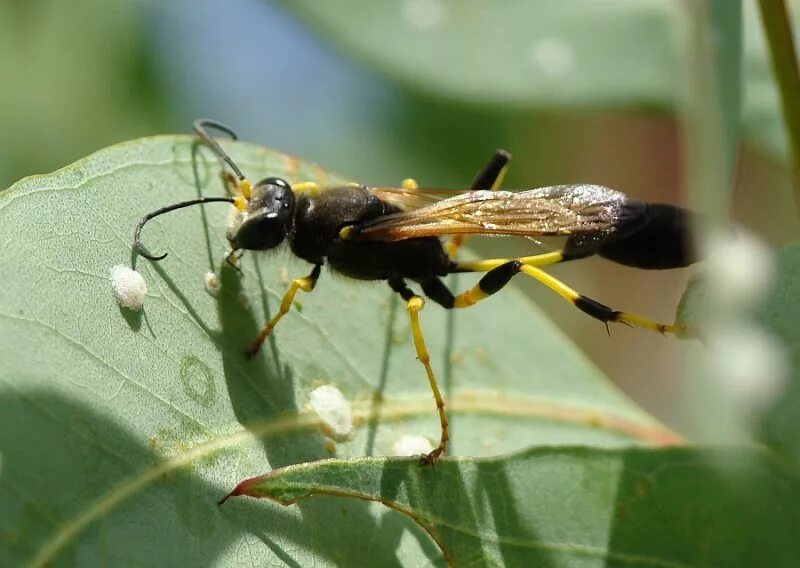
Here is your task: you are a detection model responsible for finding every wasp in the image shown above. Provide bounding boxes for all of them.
[133,119,700,464]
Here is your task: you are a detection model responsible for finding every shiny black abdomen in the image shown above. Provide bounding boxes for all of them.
[288,186,452,280]
[564,202,699,269]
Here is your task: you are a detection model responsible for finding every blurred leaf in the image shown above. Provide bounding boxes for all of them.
[283,0,681,109]
[0,0,167,188]
[0,137,674,566]
[743,0,800,161]
[677,241,800,457]
[227,446,800,567]
[708,0,743,174]
[757,242,800,459]
[283,0,796,161]
[680,0,742,215]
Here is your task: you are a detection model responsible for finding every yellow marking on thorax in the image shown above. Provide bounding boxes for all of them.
[292,181,322,197]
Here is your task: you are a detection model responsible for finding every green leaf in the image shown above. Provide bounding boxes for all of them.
[708,0,743,176]
[743,0,800,160]
[283,0,793,160]
[283,0,681,109]
[758,242,800,459]
[225,446,800,567]
[676,241,800,457]
[0,137,673,566]
[0,0,167,189]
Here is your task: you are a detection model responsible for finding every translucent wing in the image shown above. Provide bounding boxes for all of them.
[356,185,629,240]
[368,186,466,211]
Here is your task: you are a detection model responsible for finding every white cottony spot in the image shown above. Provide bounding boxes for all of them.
[110,265,147,311]
[309,385,353,440]
[392,434,434,457]
[204,271,220,297]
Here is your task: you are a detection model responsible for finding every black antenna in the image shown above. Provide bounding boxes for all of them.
[193,118,246,181]
[133,197,235,261]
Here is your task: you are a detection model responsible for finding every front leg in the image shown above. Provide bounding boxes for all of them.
[246,264,322,358]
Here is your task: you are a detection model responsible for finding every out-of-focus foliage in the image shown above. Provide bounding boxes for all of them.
[0,0,168,188]
[284,0,794,161]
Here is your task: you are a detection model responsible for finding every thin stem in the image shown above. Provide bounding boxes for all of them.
[757,0,800,211]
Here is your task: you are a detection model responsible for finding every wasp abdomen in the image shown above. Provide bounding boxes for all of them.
[596,203,699,269]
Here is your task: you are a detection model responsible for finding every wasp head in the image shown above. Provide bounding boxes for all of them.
[227,177,295,251]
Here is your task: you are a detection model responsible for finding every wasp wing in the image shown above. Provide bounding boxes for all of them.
[356,185,629,240]
[368,186,467,211]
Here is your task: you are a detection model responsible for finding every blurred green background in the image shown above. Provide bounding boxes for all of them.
[1,0,797,435]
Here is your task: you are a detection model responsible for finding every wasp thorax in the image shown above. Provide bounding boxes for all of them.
[228,177,296,251]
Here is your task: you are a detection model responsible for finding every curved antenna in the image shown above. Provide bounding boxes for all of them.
[193,118,246,181]
[133,197,235,261]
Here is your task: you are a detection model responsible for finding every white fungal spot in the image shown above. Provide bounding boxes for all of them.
[403,0,445,31]
[309,385,353,440]
[529,37,575,77]
[110,265,147,311]
[392,434,434,457]
[204,271,220,297]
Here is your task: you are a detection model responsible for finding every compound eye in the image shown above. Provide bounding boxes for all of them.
[263,177,291,191]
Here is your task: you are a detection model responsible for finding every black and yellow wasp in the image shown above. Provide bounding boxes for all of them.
[133,119,699,464]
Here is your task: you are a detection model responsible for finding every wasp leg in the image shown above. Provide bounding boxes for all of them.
[454,250,569,273]
[219,171,248,211]
[445,149,512,259]
[450,260,689,336]
[224,249,244,273]
[246,264,322,358]
[388,278,448,465]
[218,170,252,203]
[218,171,248,269]
[220,171,238,196]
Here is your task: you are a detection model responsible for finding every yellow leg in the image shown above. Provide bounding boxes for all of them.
[455,251,565,273]
[517,265,686,335]
[451,259,689,336]
[405,296,449,464]
[219,171,249,211]
[220,171,238,196]
[246,265,322,358]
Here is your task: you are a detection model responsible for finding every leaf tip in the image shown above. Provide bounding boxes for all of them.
[219,472,273,505]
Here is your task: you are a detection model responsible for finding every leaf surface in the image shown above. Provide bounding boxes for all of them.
[227,446,800,567]
[0,136,673,566]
